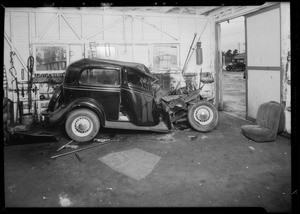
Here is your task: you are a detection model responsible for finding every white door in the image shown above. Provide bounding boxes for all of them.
[245,5,281,120]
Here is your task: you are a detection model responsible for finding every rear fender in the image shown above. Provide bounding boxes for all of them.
[49,98,105,126]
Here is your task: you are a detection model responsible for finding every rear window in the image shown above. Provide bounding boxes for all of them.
[79,68,119,86]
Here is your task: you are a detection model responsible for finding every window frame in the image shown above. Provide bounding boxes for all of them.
[78,67,121,87]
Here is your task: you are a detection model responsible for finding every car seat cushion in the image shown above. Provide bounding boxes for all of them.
[256,101,283,131]
[241,125,276,142]
[241,101,284,142]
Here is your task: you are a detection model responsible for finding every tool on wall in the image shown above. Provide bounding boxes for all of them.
[9,65,21,122]
[27,56,34,114]
[182,19,209,75]
[21,68,25,98]
[9,51,23,122]
[3,65,8,97]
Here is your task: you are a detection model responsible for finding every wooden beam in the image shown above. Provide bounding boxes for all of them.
[85,16,129,40]
[61,13,82,40]
[38,13,58,39]
[133,15,178,41]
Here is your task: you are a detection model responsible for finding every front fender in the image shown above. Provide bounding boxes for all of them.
[49,97,105,126]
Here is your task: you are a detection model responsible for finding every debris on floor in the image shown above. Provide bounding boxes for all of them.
[188,135,198,141]
[248,146,255,150]
[51,139,114,159]
[155,133,175,142]
[94,138,110,143]
[99,148,161,180]
[59,193,72,207]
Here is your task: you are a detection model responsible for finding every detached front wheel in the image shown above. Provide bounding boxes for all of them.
[188,101,219,132]
[65,109,100,142]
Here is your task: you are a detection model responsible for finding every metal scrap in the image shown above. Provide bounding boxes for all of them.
[51,140,114,159]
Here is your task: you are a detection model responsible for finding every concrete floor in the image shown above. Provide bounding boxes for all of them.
[4,112,291,211]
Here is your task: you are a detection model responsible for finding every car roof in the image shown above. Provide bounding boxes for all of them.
[67,58,157,80]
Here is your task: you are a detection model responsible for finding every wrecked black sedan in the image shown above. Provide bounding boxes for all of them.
[42,58,218,142]
[42,58,172,142]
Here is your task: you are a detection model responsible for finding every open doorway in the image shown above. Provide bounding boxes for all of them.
[220,16,246,118]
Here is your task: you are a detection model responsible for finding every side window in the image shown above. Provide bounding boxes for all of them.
[79,68,119,86]
[127,69,151,91]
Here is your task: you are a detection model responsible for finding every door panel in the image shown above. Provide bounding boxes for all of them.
[245,6,281,119]
[121,86,159,126]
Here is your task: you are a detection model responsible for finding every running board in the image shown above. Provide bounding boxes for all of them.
[104,121,170,133]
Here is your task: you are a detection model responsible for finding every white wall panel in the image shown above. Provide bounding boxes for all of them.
[124,18,133,40]
[105,21,124,40]
[60,18,79,41]
[162,17,179,41]
[83,14,103,39]
[133,18,143,41]
[63,13,82,37]
[247,8,280,67]
[143,16,162,40]
[43,18,59,40]
[12,12,29,72]
[117,44,133,62]
[247,70,280,118]
[5,12,11,38]
[37,12,57,37]
[133,44,149,65]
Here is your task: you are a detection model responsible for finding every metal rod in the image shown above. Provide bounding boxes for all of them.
[51,140,114,159]
[182,33,197,74]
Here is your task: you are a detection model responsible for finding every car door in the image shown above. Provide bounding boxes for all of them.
[121,67,160,126]
[63,67,121,121]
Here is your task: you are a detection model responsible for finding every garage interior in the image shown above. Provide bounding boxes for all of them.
[2,2,295,211]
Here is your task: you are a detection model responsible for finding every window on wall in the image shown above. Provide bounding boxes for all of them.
[153,44,179,71]
[87,42,116,60]
[79,68,119,86]
[34,45,68,72]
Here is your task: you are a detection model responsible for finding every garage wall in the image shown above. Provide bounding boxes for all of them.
[3,7,215,121]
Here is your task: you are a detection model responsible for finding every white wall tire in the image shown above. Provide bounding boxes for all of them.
[65,109,100,142]
[188,101,219,132]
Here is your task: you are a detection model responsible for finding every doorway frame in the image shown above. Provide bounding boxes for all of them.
[214,3,282,121]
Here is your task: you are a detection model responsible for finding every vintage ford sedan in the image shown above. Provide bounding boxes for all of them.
[42,58,173,142]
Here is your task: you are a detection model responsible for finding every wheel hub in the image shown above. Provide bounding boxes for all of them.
[71,116,93,137]
[194,105,214,125]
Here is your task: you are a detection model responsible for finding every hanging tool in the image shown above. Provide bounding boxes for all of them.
[9,68,21,122]
[21,68,25,98]
[182,19,209,74]
[9,51,22,122]
[10,51,17,75]
[3,65,8,97]
[27,56,34,114]
[33,85,38,123]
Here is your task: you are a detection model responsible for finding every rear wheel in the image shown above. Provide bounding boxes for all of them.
[188,101,219,132]
[65,108,100,142]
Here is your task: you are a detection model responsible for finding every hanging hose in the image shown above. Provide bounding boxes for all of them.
[27,56,34,114]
